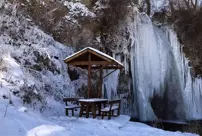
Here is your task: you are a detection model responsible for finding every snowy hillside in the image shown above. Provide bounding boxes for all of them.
[0,1,88,116]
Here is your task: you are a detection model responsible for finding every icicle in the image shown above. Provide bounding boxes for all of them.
[131,12,202,121]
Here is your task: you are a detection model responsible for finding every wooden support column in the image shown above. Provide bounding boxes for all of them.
[88,53,92,98]
[98,67,103,98]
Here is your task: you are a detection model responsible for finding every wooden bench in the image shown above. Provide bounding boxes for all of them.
[63,98,81,116]
[101,99,121,120]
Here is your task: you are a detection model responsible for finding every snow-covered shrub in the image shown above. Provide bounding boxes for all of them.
[20,84,43,105]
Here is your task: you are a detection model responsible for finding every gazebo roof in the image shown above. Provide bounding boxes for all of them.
[64,47,124,69]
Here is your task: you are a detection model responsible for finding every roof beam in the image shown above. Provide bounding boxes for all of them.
[92,65,123,69]
[76,65,123,69]
[68,61,117,66]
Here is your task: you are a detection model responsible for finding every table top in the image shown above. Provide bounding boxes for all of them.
[79,98,108,102]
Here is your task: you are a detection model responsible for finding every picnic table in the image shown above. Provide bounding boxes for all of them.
[79,99,108,118]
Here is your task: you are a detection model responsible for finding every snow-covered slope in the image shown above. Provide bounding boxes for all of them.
[0,1,87,116]
[0,99,197,136]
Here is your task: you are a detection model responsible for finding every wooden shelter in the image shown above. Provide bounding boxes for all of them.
[64,47,124,98]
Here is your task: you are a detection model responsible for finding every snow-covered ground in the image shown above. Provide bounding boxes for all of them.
[0,99,198,136]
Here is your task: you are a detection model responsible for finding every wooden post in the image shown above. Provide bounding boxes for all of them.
[88,53,92,98]
[98,67,103,98]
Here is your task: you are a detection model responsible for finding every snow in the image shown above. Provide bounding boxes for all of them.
[79,98,108,102]
[63,1,95,24]
[101,105,118,111]
[151,0,168,12]
[64,47,124,67]
[18,106,28,112]
[0,100,198,136]
[1,54,24,81]
[64,1,95,17]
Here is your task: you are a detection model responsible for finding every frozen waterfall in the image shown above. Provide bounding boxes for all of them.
[103,54,120,100]
[103,12,202,121]
[131,13,202,121]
